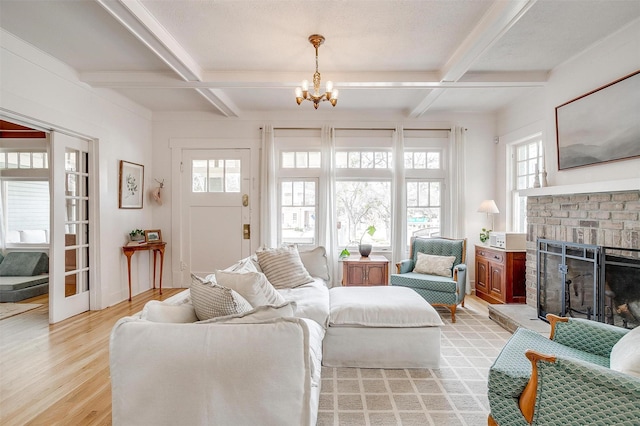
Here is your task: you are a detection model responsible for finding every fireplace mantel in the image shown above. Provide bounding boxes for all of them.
[520,178,639,197]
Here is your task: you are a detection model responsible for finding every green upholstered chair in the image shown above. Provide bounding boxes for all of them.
[390,237,467,322]
[488,315,639,426]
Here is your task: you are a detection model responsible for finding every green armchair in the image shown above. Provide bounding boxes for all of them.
[390,237,467,322]
[488,315,640,425]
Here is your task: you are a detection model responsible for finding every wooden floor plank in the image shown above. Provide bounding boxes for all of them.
[0,288,184,426]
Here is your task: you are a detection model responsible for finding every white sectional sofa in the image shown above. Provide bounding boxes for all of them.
[110,246,442,426]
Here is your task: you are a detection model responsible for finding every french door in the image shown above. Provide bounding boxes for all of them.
[49,132,92,323]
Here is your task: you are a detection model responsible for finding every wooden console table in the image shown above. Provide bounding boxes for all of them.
[341,255,390,286]
[122,241,166,301]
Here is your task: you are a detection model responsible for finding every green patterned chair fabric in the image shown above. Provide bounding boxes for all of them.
[390,237,466,322]
[488,319,639,425]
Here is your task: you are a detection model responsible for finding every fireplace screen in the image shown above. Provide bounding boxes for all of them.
[537,239,639,329]
[537,240,599,322]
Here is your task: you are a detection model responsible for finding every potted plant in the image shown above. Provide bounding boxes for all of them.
[479,228,490,244]
[129,229,145,242]
[340,225,377,258]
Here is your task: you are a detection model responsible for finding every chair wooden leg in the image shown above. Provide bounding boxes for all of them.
[488,414,498,426]
[450,304,457,323]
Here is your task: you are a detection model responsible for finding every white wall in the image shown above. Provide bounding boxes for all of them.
[1,30,154,308]
[151,111,496,289]
[495,19,640,230]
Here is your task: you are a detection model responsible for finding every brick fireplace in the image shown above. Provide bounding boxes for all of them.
[525,190,640,326]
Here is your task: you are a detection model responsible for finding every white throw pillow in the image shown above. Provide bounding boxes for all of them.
[215,270,286,307]
[189,273,252,321]
[141,300,198,323]
[299,246,331,281]
[256,246,314,289]
[223,256,259,273]
[413,252,456,277]
[196,301,297,324]
[610,326,640,378]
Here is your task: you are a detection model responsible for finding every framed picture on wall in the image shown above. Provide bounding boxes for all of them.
[144,229,162,243]
[119,160,144,209]
[555,70,640,170]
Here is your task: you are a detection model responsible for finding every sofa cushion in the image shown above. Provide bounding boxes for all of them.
[215,270,286,307]
[256,246,314,289]
[0,251,49,276]
[390,272,457,293]
[298,246,330,281]
[277,278,330,327]
[610,326,640,378]
[189,274,252,321]
[141,300,198,323]
[413,252,455,277]
[488,328,610,399]
[329,286,444,327]
[196,301,296,324]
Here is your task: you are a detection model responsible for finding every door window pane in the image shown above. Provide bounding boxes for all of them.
[192,158,241,193]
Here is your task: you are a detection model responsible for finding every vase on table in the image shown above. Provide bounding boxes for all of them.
[359,244,372,257]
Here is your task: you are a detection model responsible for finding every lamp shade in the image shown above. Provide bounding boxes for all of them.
[477,199,499,214]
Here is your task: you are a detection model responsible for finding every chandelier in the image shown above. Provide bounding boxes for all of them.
[295,34,339,109]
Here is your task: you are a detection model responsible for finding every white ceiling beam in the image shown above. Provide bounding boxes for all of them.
[410,0,538,117]
[95,0,239,117]
[80,71,548,89]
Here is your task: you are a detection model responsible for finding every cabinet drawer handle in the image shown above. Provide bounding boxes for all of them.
[494,255,500,259]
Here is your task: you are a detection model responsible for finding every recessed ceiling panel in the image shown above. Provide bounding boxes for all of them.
[427,87,540,113]
[141,0,494,72]
[471,0,640,72]
[224,87,433,113]
[0,0,170,72]
[114,88,223,113]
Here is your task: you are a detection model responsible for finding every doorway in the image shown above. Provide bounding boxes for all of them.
[0,119,96,323]
[177,149,252,283]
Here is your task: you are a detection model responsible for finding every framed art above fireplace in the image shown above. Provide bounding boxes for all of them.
[555,70,640,170]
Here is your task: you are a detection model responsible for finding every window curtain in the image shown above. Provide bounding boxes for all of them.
[450,126,467,239]
[391,126,406,266]
[260,125,277,248]
[451,126,470,293]
[318,125,338,286]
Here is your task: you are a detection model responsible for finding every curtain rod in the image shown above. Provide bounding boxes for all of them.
[261,127,454,131]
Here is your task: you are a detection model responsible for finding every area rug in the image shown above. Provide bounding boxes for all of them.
[0,303,42,320]
[318,305,512,426]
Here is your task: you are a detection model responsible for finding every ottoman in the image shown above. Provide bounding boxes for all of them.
[322,286,444,368]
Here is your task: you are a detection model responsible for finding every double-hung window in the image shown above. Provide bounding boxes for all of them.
[334,129,394,250]
[403,130,449,244]
[512,134,543,232]
[275,129,321,247]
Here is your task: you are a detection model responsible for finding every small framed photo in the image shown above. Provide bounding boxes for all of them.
[119,160,144,209]
[144,229,162,243]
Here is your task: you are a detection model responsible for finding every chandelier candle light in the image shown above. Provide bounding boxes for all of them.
[295,34,339,109]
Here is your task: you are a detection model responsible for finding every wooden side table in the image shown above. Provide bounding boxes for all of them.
[475,244,526,304]
[122,241,167,301]
[341,255,390,286]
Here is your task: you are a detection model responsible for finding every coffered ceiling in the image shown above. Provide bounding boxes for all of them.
[1,0,639,118]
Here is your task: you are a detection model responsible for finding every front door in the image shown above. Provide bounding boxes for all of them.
[49,132,92,323]
[180,149,251,282]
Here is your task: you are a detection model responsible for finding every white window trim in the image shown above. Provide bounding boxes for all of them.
[503,122,544,232]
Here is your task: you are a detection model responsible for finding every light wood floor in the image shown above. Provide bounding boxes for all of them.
[0,288,184,426]
[0,291,490,426]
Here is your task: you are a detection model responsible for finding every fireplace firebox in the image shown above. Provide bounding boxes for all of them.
[537,238,639,329]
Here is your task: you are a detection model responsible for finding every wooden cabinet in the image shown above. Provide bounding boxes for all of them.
[341,255,390,286]
[475,245,526,304]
